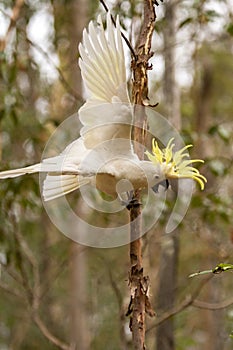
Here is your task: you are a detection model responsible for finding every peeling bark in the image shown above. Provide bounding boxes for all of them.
[128,1,157,349]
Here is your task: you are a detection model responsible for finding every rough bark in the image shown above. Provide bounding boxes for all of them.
[128,1,156,349]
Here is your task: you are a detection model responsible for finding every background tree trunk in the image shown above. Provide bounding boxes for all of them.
[195,58,226,350]
[52,1,90,349]
[156,1,180,349]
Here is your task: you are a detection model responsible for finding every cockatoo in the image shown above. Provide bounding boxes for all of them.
[0,13,206,204]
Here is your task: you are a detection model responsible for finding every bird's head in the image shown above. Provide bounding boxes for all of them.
[145,138,207,190]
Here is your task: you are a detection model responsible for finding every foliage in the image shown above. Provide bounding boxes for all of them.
[0,0,233,349]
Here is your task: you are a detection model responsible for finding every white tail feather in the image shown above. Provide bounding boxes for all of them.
[43,174,90,201]
[0,163,41,179]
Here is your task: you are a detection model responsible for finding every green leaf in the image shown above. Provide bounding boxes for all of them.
[178,17,193,29]
[209,159,226,176]
[189,263,233,278]
[212,263,233,274]
[204,10,220,20]
[218,125,231,142]
[227,23,233,36]
[208,125,218,135]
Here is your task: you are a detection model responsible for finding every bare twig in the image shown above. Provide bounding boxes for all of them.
[146,275,213,333]
[11,232,34,304]
[193,296,233,310]
[33,314,71,350]
[0,280,25,299]
[100,0,136,59]
[39,245,87,302]
[25,37,83,102]
[106,263,130,350]
[13,226,41,310]
[0,0,24,51]
[3,216,71,349]
[1,262,25,286]
[9,263,69,349]
[0,8,83,102]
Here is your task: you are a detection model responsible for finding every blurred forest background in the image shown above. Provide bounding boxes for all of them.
[0,0,233,349]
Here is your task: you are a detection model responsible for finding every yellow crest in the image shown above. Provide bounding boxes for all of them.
[145,138,207,190]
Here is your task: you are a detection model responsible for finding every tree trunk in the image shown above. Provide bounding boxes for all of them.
[70,243,90,350]
[52,1,90,349]
[195,56,225,350]
[156,1,180,349]
[128,1,156,349]
[156,235,179,350]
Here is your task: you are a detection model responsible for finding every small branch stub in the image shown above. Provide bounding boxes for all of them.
[128,1,158,349]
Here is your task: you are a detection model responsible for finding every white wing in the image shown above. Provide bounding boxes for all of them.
[0,138,92,201]
[0,13,137,201]
[79,13,129,104]
[78,13,133,150]
[42,139,92,201]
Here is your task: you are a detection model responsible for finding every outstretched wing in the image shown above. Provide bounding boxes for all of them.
[78,13,133,151]
[0,13,137,202]
[79,13,129,103]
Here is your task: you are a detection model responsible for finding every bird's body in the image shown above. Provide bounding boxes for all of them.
[95,159,161,197]
[0,128,162,201]
[0,13,206,202]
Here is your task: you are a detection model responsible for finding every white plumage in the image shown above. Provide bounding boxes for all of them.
[0,13,165,202]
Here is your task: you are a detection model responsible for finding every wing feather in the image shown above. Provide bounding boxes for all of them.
[43,174,90,201]
[79,12,130,105]
[0,13,136,201]
[79,12,132,151]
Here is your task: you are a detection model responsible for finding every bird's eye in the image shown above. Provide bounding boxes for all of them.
[154,175,159,179]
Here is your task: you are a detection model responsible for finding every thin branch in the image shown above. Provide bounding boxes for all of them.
[99,0,136,59]
[8,236,33,304]
[33,314,71,350]
[103,258,129,350]
[1,256,71,350]
[0,280,25,299]
[4,216,71,349]
[32,245,87,304]
[1,263,25,286]
[39,255,69,301]
[0,8,83,102]
[13,226,41,310]
[193,296,233,310]
[126,1,157,349]
[0,0,24,51]
[146,275,213,333]
[26,37,83,101]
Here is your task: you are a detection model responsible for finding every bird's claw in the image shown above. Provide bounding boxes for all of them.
[119,191,142,210]
[126,198,142,211]
[120,198,141,210]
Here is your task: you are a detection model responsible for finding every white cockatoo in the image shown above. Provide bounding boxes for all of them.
[0,13,206,204]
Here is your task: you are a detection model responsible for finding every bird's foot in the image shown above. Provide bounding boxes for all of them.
[119,191,142,210]
[126,198,142,211]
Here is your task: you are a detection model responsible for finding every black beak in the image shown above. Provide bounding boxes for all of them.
[152,179,169,193]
